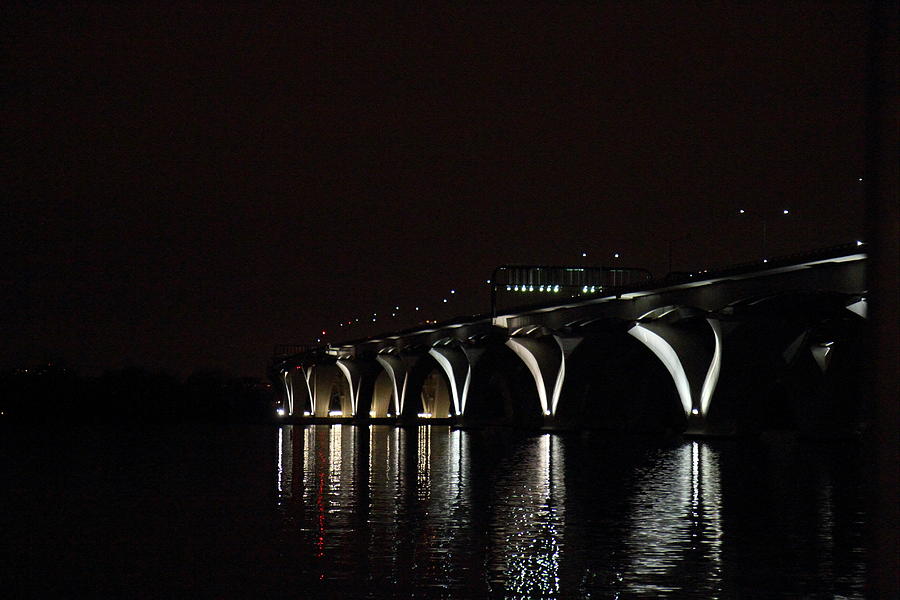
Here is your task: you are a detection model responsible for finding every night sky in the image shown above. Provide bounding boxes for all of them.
[3,4,868,378]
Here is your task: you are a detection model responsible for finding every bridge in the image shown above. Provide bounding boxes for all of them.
[271,243,867,436]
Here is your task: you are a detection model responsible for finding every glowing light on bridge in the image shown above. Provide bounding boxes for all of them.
[628,324,693,418]
[699,318,723,417]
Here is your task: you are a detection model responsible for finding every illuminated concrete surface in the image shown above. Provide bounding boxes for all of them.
[272,246,867,436]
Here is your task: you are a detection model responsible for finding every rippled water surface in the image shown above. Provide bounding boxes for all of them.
[3,424,867,598]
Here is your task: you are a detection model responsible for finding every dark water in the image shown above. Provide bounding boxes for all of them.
[2,424,867,598]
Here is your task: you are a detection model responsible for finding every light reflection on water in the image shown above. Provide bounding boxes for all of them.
[488,434,564,599]
[625,441,724,597]
[1,424,868,597]
[274,426,867,598]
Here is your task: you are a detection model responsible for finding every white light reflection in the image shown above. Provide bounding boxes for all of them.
[491,434,564,598]
[276,426,293,499]
[624,441,723,596]
[417,425,431,500]
[330,424,343,484]
[448,429,464,501]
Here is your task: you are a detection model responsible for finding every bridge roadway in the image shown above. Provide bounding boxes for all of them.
[272,244,867,436]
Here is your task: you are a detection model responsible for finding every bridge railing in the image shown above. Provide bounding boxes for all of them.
[490,264,651,318]
[273,344,317,358]
[493,265,650,288]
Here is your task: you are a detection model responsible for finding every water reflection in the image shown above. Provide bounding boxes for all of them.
[488,434,565,599]
[625,441,723,597]
[273,426,865,598]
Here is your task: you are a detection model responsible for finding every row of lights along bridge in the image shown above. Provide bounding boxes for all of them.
[313,252,628,343]
[311,177,865,345]
[313,203,866,344]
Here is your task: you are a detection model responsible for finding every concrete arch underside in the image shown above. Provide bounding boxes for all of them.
[464,343,545,427]
[556,330,687,432]
[282,367,313,416]
[371,369,396,417]
[713,294,866,436]
[403,355,454,419]
[309,364,353,417]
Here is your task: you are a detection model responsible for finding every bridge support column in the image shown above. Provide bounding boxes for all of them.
[505,335,582,419]
[335,359,367,417]
[302,367,315,415]
[427,346,485,418]
[376,354,418,417]
[281,367,313,417]
[308,364,352,417]
[280,370,293,416]
[628,318,722,434]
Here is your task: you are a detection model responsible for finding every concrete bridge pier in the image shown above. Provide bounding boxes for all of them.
[280,366,314,416]
[375,352,419,419]
[306,362,354,417]
[335,358,379,420]
[279,369,294,416]
[627,309,723,435]
[375,352,410,418]
[427,343,486,424]
[505,332,584,424]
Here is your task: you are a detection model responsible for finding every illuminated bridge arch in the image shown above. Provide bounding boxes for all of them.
[627,306,722,427]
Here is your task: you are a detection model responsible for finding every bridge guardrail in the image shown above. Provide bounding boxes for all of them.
[273,344,316,358]
[490,264,652,318]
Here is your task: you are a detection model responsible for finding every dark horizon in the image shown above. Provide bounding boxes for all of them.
[4,4,868,378]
